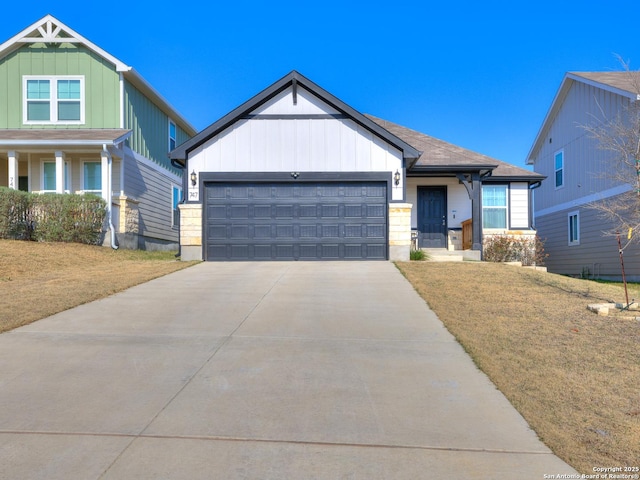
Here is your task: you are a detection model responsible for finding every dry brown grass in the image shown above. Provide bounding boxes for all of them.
[0,239,196,332]
[396,261,640,474]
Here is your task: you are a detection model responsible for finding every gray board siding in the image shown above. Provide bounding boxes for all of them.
[533,80,630,213]
[536,206,640,280]
[124,156,179,246]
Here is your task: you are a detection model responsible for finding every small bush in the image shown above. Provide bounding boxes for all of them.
[483,235,548,266]
[410,249,426,261]
[0,188,106,245]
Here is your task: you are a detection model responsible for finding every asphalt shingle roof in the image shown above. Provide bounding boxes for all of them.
[366,115,543,180]
[570,71,640,95]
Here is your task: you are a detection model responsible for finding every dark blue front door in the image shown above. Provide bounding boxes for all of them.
[417,186,447,248]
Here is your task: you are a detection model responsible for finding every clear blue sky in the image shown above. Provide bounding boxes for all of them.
[2,1,640,168]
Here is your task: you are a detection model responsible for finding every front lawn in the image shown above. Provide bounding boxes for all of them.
[396,261,640,474]
[0,240,196,332]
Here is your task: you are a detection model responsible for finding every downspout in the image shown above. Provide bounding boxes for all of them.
[528,181,542,230]
[104,144,119,250]
[171,158,186,258]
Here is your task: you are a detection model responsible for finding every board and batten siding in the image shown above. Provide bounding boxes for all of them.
[536,203,640,280]
[0,44,120,128]
[188,86,404,197]
[509,182,529,229]
[123,80,189,174]
[532,80,630,212]
[123,153,180,245]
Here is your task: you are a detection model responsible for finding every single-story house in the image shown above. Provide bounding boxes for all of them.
[170,70,544,261]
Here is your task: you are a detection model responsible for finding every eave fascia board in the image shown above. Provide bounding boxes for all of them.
[169,73,295,161]
[484,174,547,183]
[170,70,422,162]
[123,69,197,136]
[526,74,573,165]
[408,164,498,174]
[293,72,422,160]
[569,72,638,101]
[526,72,640,165]
[0,131,132,148]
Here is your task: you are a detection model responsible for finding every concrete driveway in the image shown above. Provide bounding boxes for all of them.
[0,262,576,479]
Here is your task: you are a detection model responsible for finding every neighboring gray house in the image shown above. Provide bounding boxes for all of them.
[527,71,640,279]
[171,71,543,262]
[0,15,196,250]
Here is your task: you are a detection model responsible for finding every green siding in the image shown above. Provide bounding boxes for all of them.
[0,43,119,128]
[124,80,185,173]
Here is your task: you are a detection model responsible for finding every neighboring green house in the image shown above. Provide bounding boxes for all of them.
[0,15,196,249]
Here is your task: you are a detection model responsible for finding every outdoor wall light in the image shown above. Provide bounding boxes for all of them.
[394,169,401,186]
[190,170,197,187]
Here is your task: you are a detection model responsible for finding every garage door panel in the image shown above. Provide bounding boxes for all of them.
[367,205,386,217]
[367,225,386,238]
[230,225,250,239]
[205,181,387,261]
[252,205,271,218]
[229,205,249,219]
[275,205,294,218]
[321,205,339,217]
[321,225,340,238]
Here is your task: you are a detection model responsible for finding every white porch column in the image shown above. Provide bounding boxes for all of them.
[7,151,19,190]
[100,149,110,202]
[55,151,65,193]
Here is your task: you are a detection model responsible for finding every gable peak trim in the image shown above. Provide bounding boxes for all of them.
[0,14,131,72]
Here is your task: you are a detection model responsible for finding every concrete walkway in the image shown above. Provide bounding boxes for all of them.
[0,262,577,479]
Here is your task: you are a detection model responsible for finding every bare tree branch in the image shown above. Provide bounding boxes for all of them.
[581,56,640,249]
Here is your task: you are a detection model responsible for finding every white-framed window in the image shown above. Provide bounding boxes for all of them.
[169,120,177,151]
[42,161,70,192]
[568,211,580,246]
[82,161,102,193]
[23,76,85,124]
[172,185,182,227]
[482,184,508,229]
[554,150,564,189]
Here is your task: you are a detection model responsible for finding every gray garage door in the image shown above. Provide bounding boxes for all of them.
[204,181,388,261]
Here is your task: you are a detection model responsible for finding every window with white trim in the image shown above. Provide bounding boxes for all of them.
[554,150,564,188]
[82,161,102,193]
[568,211,580,246]
[482,184,508,228]
[169,120,177,151]
[23,76,84,124]
[172,185,182,227]
[42,161,70,192]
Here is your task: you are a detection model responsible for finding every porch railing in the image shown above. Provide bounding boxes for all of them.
[461,218,472,250]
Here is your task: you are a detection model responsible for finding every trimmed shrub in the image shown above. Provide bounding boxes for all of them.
[0,188,106,245]
[0,188,34,240]
[483,235,548,266]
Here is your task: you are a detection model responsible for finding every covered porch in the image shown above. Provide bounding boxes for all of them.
[0,129,136,247]
[369,115,544,260]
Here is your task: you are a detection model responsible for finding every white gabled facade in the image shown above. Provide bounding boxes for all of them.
[186,85,405,202]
